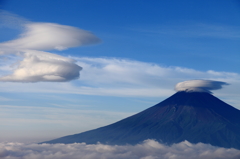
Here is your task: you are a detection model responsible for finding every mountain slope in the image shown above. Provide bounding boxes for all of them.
[43,92,240,149]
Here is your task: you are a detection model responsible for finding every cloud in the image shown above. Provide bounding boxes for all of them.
[0,140,240,159]
[75,57,237,93]
[0,57,239,96]
[0,56,239,107]
[175,80,229,93]
[0,50,82,82]
[132,23,240,39]
[0,12,101,82]
[0,10,29,29]
[0,22,101,51]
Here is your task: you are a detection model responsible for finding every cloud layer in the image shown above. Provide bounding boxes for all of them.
[72,57,240,96]
[175,80,229,93]
[0,13,100,82]
[0,140,240,159]
[1,57,239,97]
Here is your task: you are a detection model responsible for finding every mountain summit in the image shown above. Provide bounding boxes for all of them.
[43,91,240,149]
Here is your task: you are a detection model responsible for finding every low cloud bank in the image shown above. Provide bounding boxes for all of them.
[175,80,229,93]
[0,140,240,159]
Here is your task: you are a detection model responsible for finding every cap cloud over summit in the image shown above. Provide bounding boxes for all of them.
[175,80,229,93]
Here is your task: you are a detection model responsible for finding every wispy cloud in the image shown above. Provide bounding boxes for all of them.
[0,57,239,97]
[0,140,240,159]
[1,57,239,107]
[132,23,240,39]
[0,10,29,29]
[75,57,240,96]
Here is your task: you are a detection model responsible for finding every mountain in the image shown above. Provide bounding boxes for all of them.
[43,91,240,149]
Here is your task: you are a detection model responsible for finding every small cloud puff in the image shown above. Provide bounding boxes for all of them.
[175,79,229,93]
[0,140,240,159]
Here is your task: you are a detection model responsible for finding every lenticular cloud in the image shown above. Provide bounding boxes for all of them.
[0,50,82,82]
[0,13,100,82]
[0,140,240,159]
[175,80,229,93]
[0,22,101,51]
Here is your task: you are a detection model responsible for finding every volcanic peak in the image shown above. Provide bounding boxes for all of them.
[43,91,240,149]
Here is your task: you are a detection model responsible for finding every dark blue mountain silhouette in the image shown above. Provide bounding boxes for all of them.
[43,91,240,149]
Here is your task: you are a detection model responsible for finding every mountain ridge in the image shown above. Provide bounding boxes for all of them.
[42,91,240,149]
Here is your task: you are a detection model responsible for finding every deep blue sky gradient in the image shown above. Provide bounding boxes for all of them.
[2,0,240,72]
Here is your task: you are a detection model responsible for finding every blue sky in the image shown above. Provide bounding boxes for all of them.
[0,0,240,142]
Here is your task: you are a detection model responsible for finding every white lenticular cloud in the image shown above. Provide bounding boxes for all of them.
[0,22,101,51]
[0,13,101,82]
[0,50,82,82]
[175,80,229,93]
[0,140,240,159]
